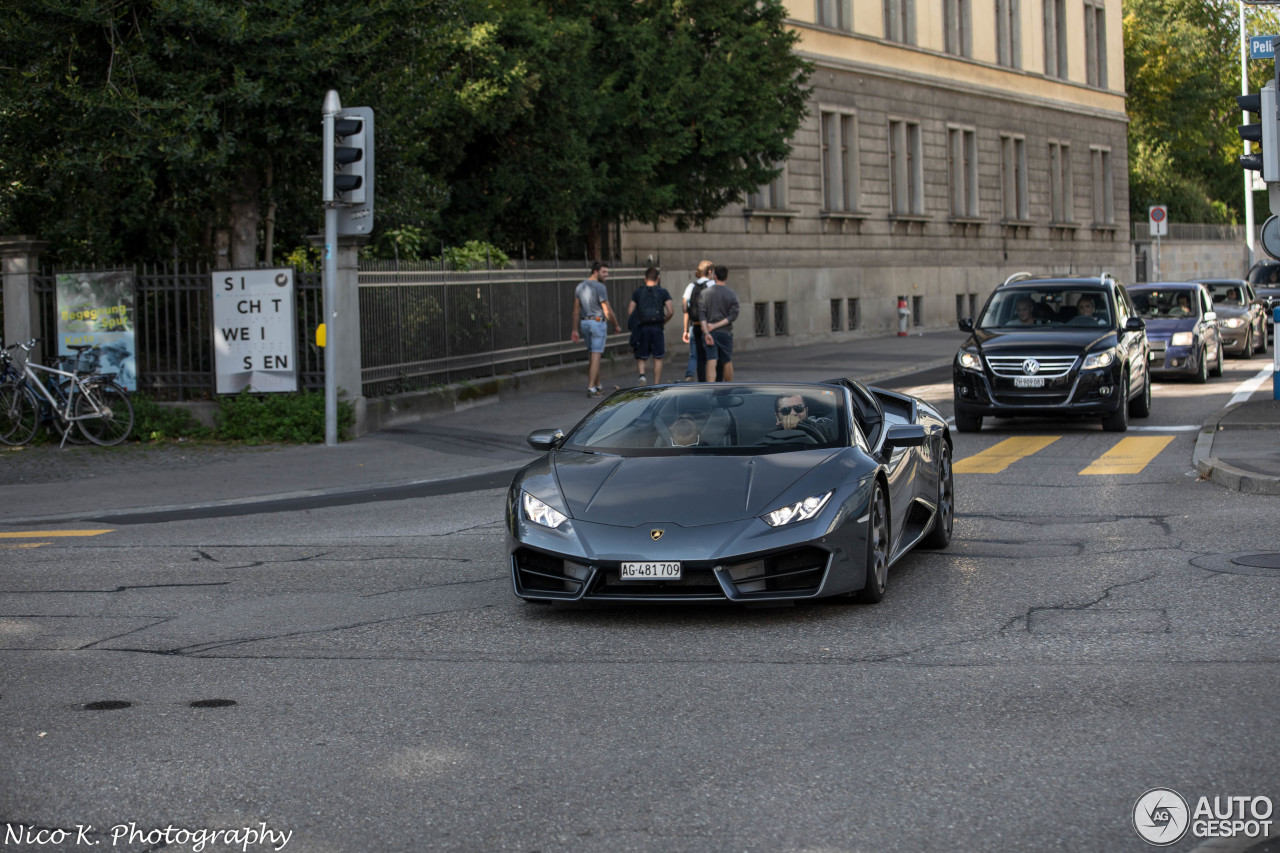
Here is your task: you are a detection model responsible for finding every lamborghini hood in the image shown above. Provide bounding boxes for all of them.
[551,450,843,527]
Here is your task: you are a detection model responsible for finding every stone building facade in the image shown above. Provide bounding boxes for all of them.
[622,0,1130,347]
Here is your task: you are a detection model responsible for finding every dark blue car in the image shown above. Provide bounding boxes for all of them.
[1128,283,1223,383]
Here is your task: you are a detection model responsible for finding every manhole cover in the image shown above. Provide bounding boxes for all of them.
[1232,553,1280,570]
[1192,553,1280,577]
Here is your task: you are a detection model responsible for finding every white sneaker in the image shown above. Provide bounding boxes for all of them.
[637,375,647,385]
[588,387,602,398]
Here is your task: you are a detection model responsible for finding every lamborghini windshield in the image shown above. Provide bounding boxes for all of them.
[564,384,849,454]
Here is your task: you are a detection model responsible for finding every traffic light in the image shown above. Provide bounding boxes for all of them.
[322,92,375,234]
[1238,81,1279,182]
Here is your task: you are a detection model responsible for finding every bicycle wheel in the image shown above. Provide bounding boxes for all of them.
[0,381,40,446]
[74,381,135,446]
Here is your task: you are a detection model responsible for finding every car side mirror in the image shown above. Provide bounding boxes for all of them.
[1125,317,1145,332]
[527,428,565,450]
[884,424,926,448]
[1204,311,1217,322]
[958,318,974,332]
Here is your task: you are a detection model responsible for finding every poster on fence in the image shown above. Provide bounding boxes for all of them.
[55,270,137,391]
[211,268,298,394]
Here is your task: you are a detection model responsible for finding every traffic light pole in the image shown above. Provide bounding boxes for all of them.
[322,91,341,447]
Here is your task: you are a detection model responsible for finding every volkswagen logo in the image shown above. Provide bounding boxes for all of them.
[1022,358,1041,375]
[650,529,664,541]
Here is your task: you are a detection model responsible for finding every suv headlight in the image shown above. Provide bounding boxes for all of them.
[1223,317,1245,328]
[1171,332,1194,347]
[957,350,981,371]
[1082,349,1114,370]
[522,492,567,528]
[764,491,832,527]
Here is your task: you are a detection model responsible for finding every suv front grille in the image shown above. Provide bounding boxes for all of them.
[986,355,1078,377]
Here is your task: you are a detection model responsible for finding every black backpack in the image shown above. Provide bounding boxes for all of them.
[687,281,708,324]
[637,286,664,325]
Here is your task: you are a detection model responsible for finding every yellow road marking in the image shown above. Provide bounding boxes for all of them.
[1079,436,1176,475]
[0,530,113,538]
[954,436,1061,474]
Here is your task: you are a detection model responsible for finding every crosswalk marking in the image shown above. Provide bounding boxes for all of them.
[1079,436,1176,475]
[953,435,1061,474]
[0,530,113,538]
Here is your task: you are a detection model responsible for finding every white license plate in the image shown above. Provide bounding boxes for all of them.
[1013,376,1045,388]
[1148,351,1158,360]
[620,562,682,580]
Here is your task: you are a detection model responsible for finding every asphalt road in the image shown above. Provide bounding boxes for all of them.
[2,358,1278,853]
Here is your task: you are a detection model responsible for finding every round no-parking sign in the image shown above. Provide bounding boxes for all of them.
[1149,204,1168,237]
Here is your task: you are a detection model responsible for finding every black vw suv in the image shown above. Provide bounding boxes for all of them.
[952,273,1152,432]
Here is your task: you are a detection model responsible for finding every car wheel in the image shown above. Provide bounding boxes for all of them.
[1258,322,1269,353]
[1210,340,1224,377]
[921,442,953,549]
[1241,329,1253,360]
[1194,346,1208,383]
[1102,371,1130,432]
[854,483,890,604]
[1129,368,1152,419]
[954,411,983,433]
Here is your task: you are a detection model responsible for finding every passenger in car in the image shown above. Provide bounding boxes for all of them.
[1170,293,1192,316]
[670,416,700,447]
[768,394,837,443]
[1011,295,1038,326]
[1070,294,1106,325]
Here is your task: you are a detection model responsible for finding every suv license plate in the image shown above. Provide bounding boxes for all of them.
[1013,376,1045,388]
[620,562,682,580]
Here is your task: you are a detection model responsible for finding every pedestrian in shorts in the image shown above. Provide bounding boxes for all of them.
[570,261,621,396]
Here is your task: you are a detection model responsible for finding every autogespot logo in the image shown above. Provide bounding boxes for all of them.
[1134,788,1190,846]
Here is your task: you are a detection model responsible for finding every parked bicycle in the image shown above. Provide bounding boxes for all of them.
[0,339,135,447]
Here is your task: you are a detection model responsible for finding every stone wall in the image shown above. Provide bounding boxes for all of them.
[1132,240,1254,283]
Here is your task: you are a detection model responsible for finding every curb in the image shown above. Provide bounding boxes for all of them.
[1192,402,1280,496]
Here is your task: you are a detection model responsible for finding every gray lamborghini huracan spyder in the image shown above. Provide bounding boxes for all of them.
[506,378,953,604]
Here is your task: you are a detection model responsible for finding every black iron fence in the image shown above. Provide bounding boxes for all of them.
[26,260,638,401]
[33,263,324,401]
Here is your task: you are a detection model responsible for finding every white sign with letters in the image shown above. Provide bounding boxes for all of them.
[212,268,298,394]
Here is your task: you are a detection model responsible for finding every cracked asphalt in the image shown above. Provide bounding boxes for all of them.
[2,345,1278,852]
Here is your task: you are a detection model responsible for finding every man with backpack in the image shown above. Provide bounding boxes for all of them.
[626,267,673,385]
[681,260,715,381]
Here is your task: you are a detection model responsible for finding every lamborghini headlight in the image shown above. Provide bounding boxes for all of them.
[1171,332,1194,347]
[522,492,567,528]
[764,491,833,527]
[1081,349,1114,370]
[957,350,981,371]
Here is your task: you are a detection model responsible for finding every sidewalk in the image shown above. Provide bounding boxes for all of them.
[1193,397,1280,495]
[3,330,1278,521]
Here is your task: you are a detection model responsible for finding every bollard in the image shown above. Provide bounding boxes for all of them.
[1274,307,1279,401]
[897,296,910,336]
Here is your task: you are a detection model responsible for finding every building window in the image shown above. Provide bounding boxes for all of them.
[1044,0,1067,79]
[821,111,860,212]
[748,165,787,211]
[884,0,916,44]
[889,119,924,216]
[754,302,770,337]
[848,297,861,330]
[911,295,923,326]
[1091,146,1114,225]
[817,0,852,30]
[948,126,979,218]
[774,302,789,336]
[1084,1,1107,88]
[831,299,844,332]
[1000,134,1028,221]
[1049,141,1073,223]
[996,0,1021,68]
[944,0,971,57]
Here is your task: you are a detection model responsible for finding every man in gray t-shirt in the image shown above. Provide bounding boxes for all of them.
[699,265,740,382]
[570,261,621,396]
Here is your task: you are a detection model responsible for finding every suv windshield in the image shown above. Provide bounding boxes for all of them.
[977,286,1113,330]
[1131,289,1200,319]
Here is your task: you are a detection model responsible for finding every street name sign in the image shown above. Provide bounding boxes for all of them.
[1251,36,1277,60]
[212,268,299,394]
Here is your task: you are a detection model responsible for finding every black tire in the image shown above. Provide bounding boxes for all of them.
[1257,322,1268,354]
[74,381,134,446]
[1209,340,1224,377]
[954,410,983,433]
[855,483,890,604]
[0,382,40,446]
[1241,329,1253,360]
[1129,369,1152,419]
[921,442,953,549]
[1102,371,1130,432]
[1194,346,1208,383]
